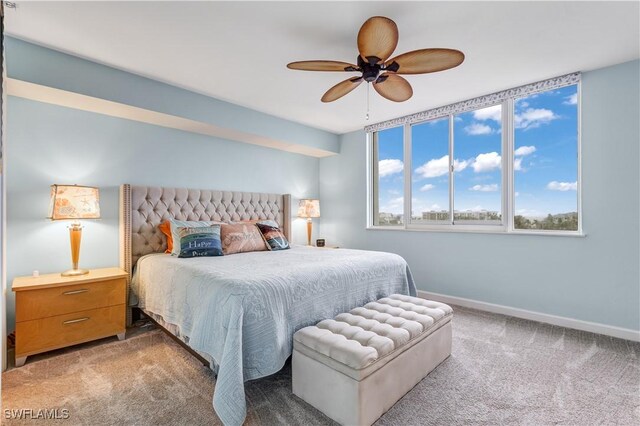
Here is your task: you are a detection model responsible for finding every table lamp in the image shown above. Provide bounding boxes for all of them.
[297,199,320,246]
[48,184,101,276]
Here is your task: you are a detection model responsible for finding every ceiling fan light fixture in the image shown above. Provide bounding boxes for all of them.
[286,16,464,103]
[358,55,381,82]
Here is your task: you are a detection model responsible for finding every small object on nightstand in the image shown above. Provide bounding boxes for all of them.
[12,267,127,367]
[316,238,325,247]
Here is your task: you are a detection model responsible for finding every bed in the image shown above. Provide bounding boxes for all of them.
[120,184,416,426]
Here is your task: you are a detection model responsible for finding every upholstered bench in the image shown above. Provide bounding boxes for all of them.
[292,294,453,426]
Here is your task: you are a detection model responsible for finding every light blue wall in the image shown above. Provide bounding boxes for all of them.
[4,40,332,329]
[5,98,321,329]
[320,60,640,331]
[5,37,339,154]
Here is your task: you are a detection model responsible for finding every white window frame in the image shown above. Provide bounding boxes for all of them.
[367,74,583,237]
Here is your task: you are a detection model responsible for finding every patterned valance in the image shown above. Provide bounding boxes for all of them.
[364,72,581,133]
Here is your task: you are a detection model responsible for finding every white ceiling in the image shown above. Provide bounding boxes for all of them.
[5,1,639,134]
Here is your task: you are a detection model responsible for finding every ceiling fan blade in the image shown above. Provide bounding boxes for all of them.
[385,48,465,75]
[373,73,413,102]
[321,77,363,102]
[287,60,359,72]
[357,16,398,64]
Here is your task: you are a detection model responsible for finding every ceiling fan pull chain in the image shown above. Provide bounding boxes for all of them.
[366,83,370,121]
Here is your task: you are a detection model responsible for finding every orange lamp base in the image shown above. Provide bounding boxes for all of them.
[306,218,313,246]
[62,222,89,276]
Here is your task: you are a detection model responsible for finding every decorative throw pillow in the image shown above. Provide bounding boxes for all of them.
[158,221,173,254]
[168,219,224,256]
[175,225,223,258]
[256,220,290,251]
[220,222,268,255]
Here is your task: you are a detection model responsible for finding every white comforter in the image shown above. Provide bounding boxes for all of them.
[132,245,416,425]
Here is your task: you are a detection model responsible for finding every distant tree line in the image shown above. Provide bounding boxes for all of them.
[514,212,578,231]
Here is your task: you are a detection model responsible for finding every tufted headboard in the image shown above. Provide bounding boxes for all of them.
[119,184,291,275]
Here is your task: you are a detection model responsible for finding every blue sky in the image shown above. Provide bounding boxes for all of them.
[377,84,578,219]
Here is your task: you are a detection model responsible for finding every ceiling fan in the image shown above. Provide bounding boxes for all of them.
[287,16,465,103]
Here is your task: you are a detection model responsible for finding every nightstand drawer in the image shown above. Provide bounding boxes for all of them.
[15,278,126,322]
[15,304,125,357]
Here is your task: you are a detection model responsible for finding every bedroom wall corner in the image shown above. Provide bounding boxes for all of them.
[319,59,640,334]
[318,130,368,249]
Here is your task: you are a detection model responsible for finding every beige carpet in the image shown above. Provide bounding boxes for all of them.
[2,307,639,425]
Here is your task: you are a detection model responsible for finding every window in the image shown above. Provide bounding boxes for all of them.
[373,126,404,226]
[368,74,581,235]
[453,106,503,223]
[410,107,503,225]
[513,85,579,231]
[411,118,449,223]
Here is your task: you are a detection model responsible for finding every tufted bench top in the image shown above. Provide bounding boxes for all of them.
[293,294,453,380]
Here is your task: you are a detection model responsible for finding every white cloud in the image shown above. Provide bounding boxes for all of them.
[454,160,470,172]
[419,184,435,192]
[515,192,520,197]
[380,197,404,214]
[563,93,578,105]
[514,145,536,157]
[514,158,523,171]
[470,205,484,212]
[415,155,470,178]
[547,181,577,191]
[378,159,403,177]
[464,123,493,135]
[472,152,501,173]
[430,204,442,211]
[473,105,502,123]
[515,108,558,130]
[470,184,498,192]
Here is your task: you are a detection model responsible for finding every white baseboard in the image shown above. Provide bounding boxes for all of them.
[417,290,640,342]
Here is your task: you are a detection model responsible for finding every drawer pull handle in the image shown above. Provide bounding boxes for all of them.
[62,289,89,295]
[63,317,89,325]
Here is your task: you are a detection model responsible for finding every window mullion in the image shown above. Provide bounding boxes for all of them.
[403,123,411,228]
[505,99,514,232]
[366,132,378,226]
[576,81,583,234]
[449,115,455,225]
[370,132,379,227]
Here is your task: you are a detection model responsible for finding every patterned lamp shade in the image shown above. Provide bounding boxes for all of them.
[297,199,320,218]
[48,184,101,220]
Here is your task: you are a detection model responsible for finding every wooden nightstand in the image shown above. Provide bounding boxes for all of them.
[12,267,128,367]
